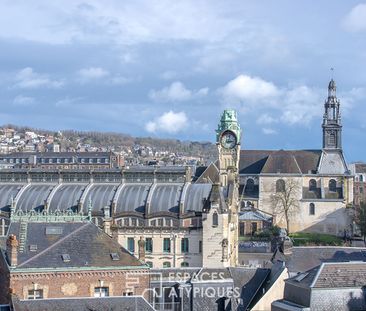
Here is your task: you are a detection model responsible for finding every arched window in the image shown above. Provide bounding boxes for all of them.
[276,179,285,192]
[329,179,337,192]
[212,212,218,227]
[309,179,317,191]
[181,262,189,267]
[309,203,315,215]
[246,178,254,192]
[360,175,364,182]
[163,261,171,268]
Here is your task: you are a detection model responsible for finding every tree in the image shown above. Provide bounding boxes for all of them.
[271,178,301,233]
[354,202,366,242]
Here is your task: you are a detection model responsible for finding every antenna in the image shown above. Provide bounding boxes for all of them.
[330,67,334,79]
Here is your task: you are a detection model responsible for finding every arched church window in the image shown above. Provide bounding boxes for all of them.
[329,179,337,192]
[309,179,317,191]
[246,178,254,192]
[212,211,218,227]
[276,179,285,192]
[309,203,315,215]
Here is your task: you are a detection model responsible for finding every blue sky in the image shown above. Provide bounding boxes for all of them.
[0,1,366,160]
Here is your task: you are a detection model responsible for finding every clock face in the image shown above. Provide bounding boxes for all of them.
[220,131,237,149]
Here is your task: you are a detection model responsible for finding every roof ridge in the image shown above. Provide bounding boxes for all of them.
[17,222,91,268]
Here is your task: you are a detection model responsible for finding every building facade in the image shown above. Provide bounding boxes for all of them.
[0,212,149,305]
[0,151,123,170]
[238,80,353,234]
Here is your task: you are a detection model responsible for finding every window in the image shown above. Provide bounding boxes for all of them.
[212,212,218,227]
[145,238,153,253]
[360,187,364,194]
[131,218,137,226]
[163,261,171,268]
[246,178,254,192]
[127,237,135,253]
[309,179,317,191]
[124,218,129,226]
[158,218,163,227]
[361,175,364,182]
[309,203,315,215]
[181,262,189,267]
[146,261,153,268]
[199,241,202,253]
[94,287,109,297]
[239,222,245,236]
[329,133,336,146]
[28,289,43,299]
[181,238,189,253]
[329,179,337,192]
[276,179,285,192]
[251,222,257,235]
[163,238,171,253]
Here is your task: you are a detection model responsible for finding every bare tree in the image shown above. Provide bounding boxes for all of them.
[354,202,366,242]
[271,178,301,233]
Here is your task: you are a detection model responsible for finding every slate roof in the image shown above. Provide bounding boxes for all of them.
[229,267,270,311]
[195,162,219,184]
[274,246,366,274]
[239,209,273,222]
[287,261,366,289]
[239,150,322,175]
[11,296,155,311]
[5,221,144,270]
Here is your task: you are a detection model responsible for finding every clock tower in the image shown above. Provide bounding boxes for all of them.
[216,109,242,187]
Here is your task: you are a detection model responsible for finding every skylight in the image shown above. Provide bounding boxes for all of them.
[45,227,63,235]
[110,253,120,261]
[61,254,71,262]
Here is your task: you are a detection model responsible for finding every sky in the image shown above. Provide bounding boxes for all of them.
[0,1,366,161]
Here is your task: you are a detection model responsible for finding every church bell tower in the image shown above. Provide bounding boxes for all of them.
[322,79,342,150]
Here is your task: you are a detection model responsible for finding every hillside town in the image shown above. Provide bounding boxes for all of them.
[0,127,213,168]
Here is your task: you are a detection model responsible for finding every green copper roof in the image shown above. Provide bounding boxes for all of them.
[216,109,241,143]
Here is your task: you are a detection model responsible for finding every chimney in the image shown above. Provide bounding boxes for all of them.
[138,236,146,263]
[6,235,18,267]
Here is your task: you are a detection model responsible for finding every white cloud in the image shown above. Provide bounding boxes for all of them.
[146,111,188,133]
[262,128,277,135]
[14,67,64,89]
[77,67,109,81]
[220,74,280,105]
[343,4,366,32]
[257,113,277,125]
[149,81,208,102]
[13,95,35,106]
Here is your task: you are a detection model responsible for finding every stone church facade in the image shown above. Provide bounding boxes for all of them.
[239,79,353,234]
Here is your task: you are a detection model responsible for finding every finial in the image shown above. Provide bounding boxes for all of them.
[330,67,334,79]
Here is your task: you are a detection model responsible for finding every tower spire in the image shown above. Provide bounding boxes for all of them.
[322,77,342,150]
